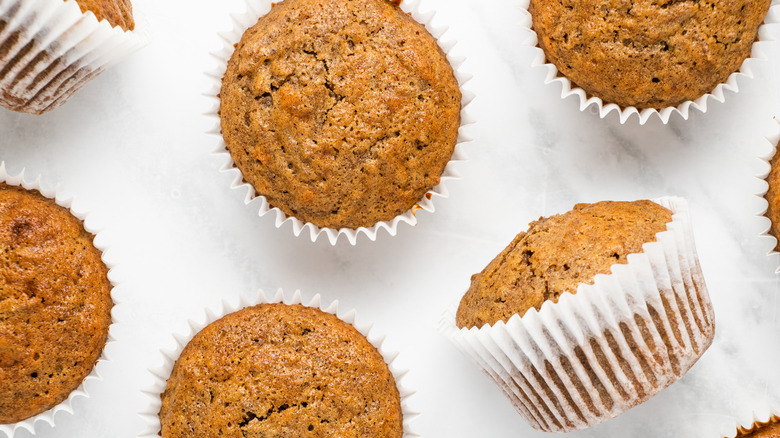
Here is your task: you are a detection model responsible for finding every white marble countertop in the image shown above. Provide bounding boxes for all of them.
[1,0,780,437]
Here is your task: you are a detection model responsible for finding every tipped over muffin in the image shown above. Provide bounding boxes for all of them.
[0,0,144,114]
[445,198,714,432]
[219,0,461,229]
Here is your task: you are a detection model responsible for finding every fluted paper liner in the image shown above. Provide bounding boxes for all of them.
[0,0,150,114]
[139,289,419,437]
[755,118,780,268]
[519,0,780,125]
[442,196,715,433]
[205,0,474,245]
[0,163,121,437]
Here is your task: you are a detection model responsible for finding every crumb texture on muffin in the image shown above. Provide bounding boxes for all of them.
[529,0,771,108]
[73,0,135,31]
[159,303,403,437]
[0,184,112,424]
[456,200,672,329]
[220,0,461,229]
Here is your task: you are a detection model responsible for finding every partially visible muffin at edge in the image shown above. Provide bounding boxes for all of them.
[735,415,780,438]
[456,200,672,329]
[220,0,461,229]
[158,303,403,437]
[765,142,780,250]
[73,0,135,31]
[529,0,772,109]
[0,183,113,424]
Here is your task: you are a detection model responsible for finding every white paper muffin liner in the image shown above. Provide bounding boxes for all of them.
[139,288,419,437]
[441,196,715,433]
[0,0,150,115]
[519,0,780,125]
[755,118,780,268]
[722,402,780,437]
[0,162,121,437]
[205,0,474,245]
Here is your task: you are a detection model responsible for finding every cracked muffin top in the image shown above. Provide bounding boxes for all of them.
[159,303,403,437]
[73,0,135,31]
[0,184,112,424]
[529,0,771,109]
[219,0,461,229]
[456,200,671,329]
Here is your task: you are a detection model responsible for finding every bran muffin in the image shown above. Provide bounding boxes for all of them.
[456,200,672,329]
[219,0,461,229]
[529,0,772,109]
[73,0,135,31]
[0,183,112,424]
[445,197,714,432]
[765,142,780,250]
[159,303,403,437]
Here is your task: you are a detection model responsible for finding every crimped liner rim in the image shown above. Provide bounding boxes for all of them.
[723,403,780,437]
[204,0,475,245]
[0,162,121,437]
[139,288,419,437]
[754,118,780,270]
[441,196,715,432]
[518,0,780,125]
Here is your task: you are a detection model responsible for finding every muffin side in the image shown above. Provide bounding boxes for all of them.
[529,0,771,109]
[0,183,113,424]
[220,0,461,229]
[456,200,672,329]
[159,303,403,437]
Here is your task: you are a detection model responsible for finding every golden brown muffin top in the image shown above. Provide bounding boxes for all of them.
[737,417,780,438]
[159,303,403,437]
[0,184,112,424]
[765,143,780,250]
[220,0,461,229]
[529,0,771,109]
[73,0,135,31]
[456,200,672,329]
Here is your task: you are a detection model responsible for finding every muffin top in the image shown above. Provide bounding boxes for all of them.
[73,0,135,31]
[765,143,780,250]
[529,0,771,109]
[0,184,112,424]
[220,0,461,229]
[456,200,672,329]
[159,303,403,437]
[737,417,780,438]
